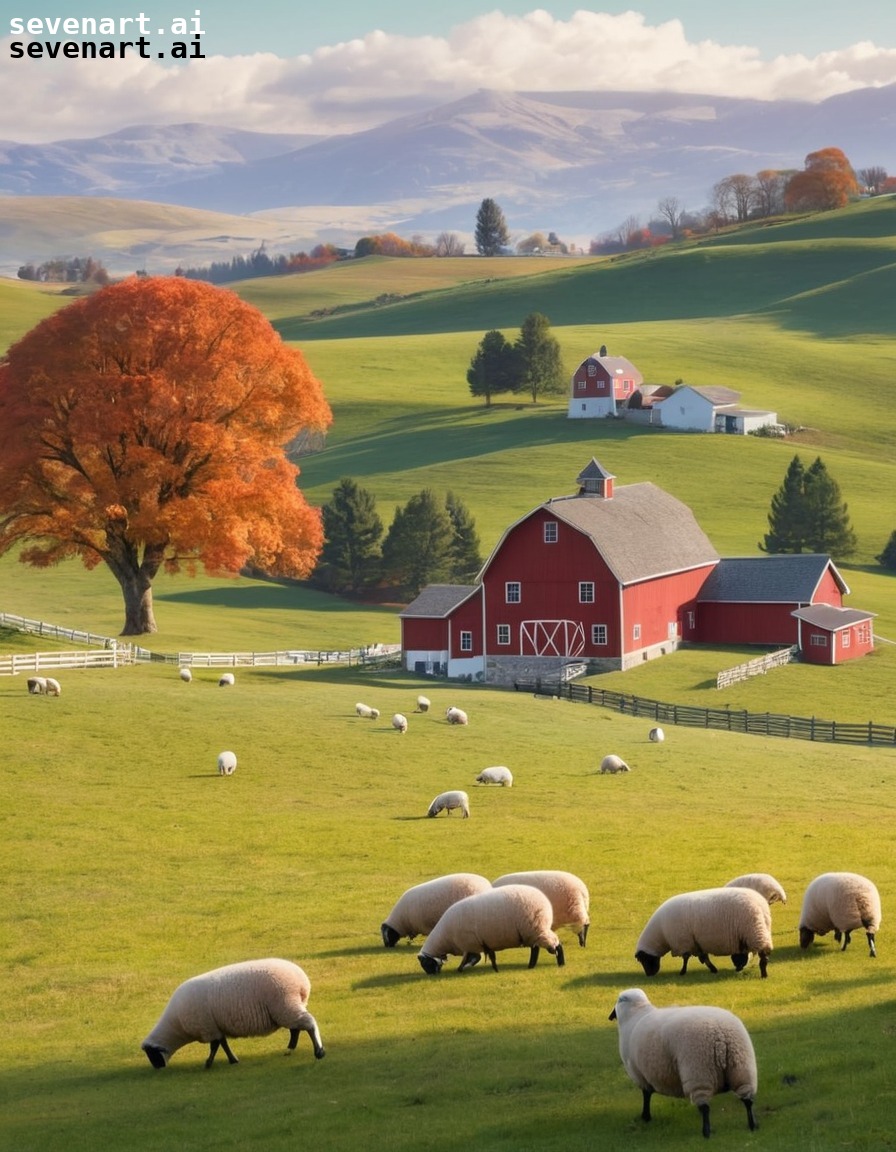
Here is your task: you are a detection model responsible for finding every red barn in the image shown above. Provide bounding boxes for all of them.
[567,349,642,418]
[399,584,481,679]
[792,605,876,664]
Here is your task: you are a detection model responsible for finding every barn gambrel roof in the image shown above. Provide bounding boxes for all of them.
[698,554,850,604]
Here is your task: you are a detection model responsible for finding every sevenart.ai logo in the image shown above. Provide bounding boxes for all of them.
[8,9,206,59]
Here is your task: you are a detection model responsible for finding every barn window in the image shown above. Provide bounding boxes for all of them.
[633,624,641,641]
[579,581,595,604]
[544,521,558,543]
[505,582,521,604]
[687,610,696,630]
[841,630,851,648]
[581,404,586,411]
[810,633,828,647]
[588,363,597,376]
[459,631,473,652]
[857,624,871,644]
[497,624,511,645]
[576,380,586,391]
[592,624,607,645]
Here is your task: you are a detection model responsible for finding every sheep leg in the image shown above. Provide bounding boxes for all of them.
[679,952,691,975]
[866,931,877,958]
[485,948,498,972]
[742,1096,758,1131]
[205,1037,238,1068]
[695,951,718,974]
[698,1102,711,1138]
[527,945,540,969]
[577,924,588,947]
[459,951,482,971]
[840,930,852,952]
[640,1087,654,1122]
[552,943,566,967]
[759,951,769,978]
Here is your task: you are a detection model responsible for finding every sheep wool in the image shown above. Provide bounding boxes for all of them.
[217,751,237,777]
[355,702,380,720]
[141,958,325,1068]
[218,673,235,687]
[648,727,665,743]
[27,677,47,695]
[475,766,513,787]
[725,873,787,905]
[635,886,773,978]
[427,790,470,818]
[799,871,882,957]
[418,884,565,973]
[392,713,409,734]
[445,706,469,726]
[414,696,431,713]
[600,754,630,774]
[179,667,192,683]
[610,988,758,1139]
[492,869,590,946]
[44,677,62,696]
[381,873,492,946]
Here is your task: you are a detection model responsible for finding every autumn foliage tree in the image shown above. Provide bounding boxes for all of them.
[0,277,332,635]
[784,148,858,212]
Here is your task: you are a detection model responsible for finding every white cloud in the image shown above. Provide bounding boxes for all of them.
[2,10,895,143]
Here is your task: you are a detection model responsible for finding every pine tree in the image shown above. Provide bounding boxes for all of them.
[761,455,808,553]
[876,530,896,570]
[803,456,857,558]
[467,329,518,406]
[514,312,566,403]
[382,489,454,596]
[445,491,483,581]
[315,478,383,593]
[474,198,510,256]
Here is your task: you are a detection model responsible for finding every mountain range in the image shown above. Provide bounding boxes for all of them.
[1,84,893,274]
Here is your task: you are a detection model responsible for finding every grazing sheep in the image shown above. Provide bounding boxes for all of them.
[392,713,408,734]
[141,957,325,1069]
[218,673,235,687]
[44,677,62,696]
[635,887,773,978]
[725,873,787,906]
[600,754,630,774]
[355,702,380,720]
[648,727,665,743]
[217,751,237,777]
[475,766,513,788]
[493,869,590,946]
[610,987,758,1139]
[381,873,492,946]
[27,677,47,695]
[418,884,565,973]
[427,790,470,819]
[445,706,469,726]
[179,667,192,683]
[799,871,881,957]
[414,695,431,713]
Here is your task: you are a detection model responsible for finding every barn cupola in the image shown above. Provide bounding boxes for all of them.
[576,458,615,499]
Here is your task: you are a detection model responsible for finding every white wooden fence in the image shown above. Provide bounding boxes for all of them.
[0,647,135,675]
[716,646,797,689]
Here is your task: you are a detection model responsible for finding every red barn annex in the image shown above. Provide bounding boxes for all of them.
[400,459,869,684]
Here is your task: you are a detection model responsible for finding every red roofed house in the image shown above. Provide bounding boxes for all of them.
[399,459,870,684]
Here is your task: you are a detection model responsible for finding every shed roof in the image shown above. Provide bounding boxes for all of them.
[399,584,478,619]
[698,555,849,604]
[792,605,876,631]
[688,385,741,406]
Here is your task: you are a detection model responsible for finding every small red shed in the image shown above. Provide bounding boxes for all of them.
[791,605,876,665]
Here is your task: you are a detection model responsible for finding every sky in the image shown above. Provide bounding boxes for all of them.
[1,1,894,143]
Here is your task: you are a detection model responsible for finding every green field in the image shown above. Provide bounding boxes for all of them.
[3,198,896,1152]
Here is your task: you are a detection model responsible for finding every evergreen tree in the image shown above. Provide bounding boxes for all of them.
[314,477,383,593]
[445,491,483,581]
[474,198,510,256]
[382,489,454,596]
[803,456,857,558]
[513,312,566,403]
[467,329,518,406]
[876,530,896,570]
[761,455,808,553]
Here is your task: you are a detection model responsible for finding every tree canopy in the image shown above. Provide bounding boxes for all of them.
[382,489,455,596]
[474,198,510,256]
[315,478,383,594]
[761,454,856,559]
[514,312,566,403]
[785,148,858,212]
[467,329,518,406]
[0,276,332,634]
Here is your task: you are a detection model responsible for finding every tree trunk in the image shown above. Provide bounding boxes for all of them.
[102,541,164,635]
[119,573,158,635]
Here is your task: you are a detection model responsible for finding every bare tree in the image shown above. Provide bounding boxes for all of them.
[712,174,758,223]
[754,169,790,217]
[656,196,685,238]
[858,166,888,195]
[435,231,466,256]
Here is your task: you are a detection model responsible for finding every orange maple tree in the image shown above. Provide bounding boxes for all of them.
[784,147,858,212]
[0,277,332,635]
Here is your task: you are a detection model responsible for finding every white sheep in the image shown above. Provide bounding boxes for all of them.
[445,706,468,726]
[475,766,513,787]
[414,695,431,713]
[27,676,47,695]
[600,754,630,774]
[427,790,470,819]
[648,727,665,743]
[218,673,235,687]
[493,869,590,947]
[418,884,565,973]
[610,987,758,1139]
[217,751,237,777]
[392,713,408,734]
[141,957,325,1068]
[381,873,492,946]
[635,886,773,978]
[44,677,62,696]
[725,873,787,905]
[355,702,380,720]
[179,667,192,683]
[799,871,882,957]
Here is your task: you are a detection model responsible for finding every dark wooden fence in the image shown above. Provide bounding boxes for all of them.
[514,678,896,747]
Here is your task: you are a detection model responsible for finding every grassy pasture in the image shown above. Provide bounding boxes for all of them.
[3,662,896,1152]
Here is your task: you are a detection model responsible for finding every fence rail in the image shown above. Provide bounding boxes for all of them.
[716,646,797,689]
[515,678,896,747]
[0,611,118,649]
[0,648,136,675]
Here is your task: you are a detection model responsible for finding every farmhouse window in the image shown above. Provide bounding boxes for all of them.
[544,521,558,543]
[459,631,473,652]
[505,582,521,604]
[810,633,828,647]
[497,624,511,645]
[579,581,595,604]
[633,624,641,641]
[592,624,607,645]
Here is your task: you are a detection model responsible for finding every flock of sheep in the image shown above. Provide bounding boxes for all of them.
[131,674,884,1138]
